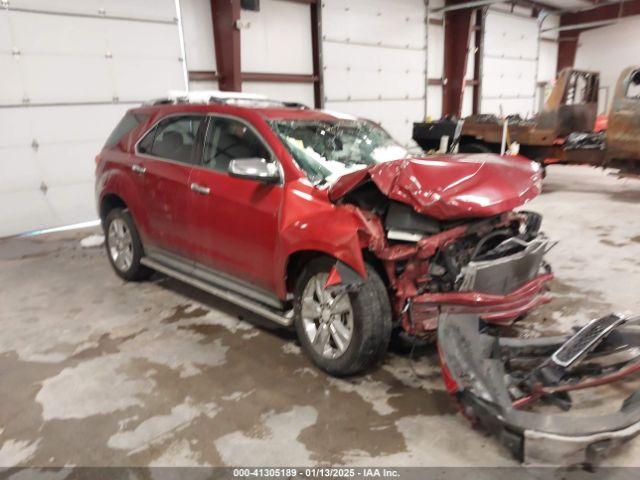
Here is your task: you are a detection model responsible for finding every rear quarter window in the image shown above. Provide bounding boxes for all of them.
[104,112,148,149]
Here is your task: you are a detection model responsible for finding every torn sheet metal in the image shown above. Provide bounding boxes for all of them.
[329,155,543,220]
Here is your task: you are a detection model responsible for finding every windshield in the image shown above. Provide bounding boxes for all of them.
[269,119,409,184]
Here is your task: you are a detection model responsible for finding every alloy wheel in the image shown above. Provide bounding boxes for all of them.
[108,218,134,272]
[301,273,354,359]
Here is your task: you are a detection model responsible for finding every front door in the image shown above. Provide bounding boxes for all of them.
[134,114,205,258]
[188,115,282,295]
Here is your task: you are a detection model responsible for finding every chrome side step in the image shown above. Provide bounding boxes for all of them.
[140,257,293,327]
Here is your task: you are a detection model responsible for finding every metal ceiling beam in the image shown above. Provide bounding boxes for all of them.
[561,0,640,23]
[556,0,640,72]
[431,0,503,13]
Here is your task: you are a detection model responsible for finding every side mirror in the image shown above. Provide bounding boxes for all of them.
[228,158,280,184]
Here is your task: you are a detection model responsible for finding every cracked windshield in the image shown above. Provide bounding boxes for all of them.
[270,119,410,184]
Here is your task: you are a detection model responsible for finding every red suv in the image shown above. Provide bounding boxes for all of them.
[96,92,550,377]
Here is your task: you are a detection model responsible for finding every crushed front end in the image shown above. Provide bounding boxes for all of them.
[330,155,551,337]
[438,312,640,465]
[386,208,554,335]
[352,202,554,337]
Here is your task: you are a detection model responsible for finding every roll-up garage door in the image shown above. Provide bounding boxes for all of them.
[321,0,427,147]
[0,0,187,237]
[480,7,538,117]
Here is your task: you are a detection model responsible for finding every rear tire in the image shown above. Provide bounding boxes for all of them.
[104,208,152,281]
[294,257,392,377]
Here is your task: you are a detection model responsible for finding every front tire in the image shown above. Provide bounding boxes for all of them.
[294,258,392,377]
[104,208,152,281]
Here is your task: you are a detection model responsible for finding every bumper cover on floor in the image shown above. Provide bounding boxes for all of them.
[437,313,640,465]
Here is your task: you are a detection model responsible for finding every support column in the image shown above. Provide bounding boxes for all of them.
[310,0,324,108]
[211,0,242,91]
[442,2,472,117]
[556,30,579,73]
[472,8,484,115]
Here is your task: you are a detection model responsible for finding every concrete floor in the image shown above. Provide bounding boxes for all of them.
[2,165,640,468]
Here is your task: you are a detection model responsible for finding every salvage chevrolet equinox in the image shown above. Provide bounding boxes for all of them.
[96,90,549,374]
[96,92,640,464]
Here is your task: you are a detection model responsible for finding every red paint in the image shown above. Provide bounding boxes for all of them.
[325,266,342,287]
[437,343,460,395]
[595,114,608,132]
[413,274,553,328]
[330,155,543,220]
[513,358,640,410]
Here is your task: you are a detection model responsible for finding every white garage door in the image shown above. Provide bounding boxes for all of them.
[322,0,427,147]
[0,0,187,237]
[480,7,538,117]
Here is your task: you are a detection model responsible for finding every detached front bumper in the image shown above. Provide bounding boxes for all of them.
[524,421,640,465]
[437,313,640,465]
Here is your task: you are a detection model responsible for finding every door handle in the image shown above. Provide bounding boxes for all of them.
[131,164,146,174]
[190,183,211,195]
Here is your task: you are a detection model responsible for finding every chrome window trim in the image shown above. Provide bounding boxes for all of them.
[133,112,207,166]
[192,112,285,187]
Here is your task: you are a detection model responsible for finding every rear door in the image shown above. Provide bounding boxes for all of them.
[188,115,283,295]
[134,114,205,258]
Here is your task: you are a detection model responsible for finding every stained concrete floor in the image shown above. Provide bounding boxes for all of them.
[2,165,640,468]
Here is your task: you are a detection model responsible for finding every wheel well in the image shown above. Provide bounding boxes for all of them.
[285,250,327,293]
[100,194,127,222]
[284,249,390,295]
[362,250,389,287]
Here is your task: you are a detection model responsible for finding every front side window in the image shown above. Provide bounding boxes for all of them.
[138,115,203,164]
[269,119,409,185]
[202,117,271,173]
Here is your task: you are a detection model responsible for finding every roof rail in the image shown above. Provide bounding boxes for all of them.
[144,90,309,109]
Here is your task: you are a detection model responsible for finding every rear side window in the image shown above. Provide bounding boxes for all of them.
[104,112,147,149]
[138,115,203,164]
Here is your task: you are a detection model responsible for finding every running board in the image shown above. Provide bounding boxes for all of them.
[140,257,293,327]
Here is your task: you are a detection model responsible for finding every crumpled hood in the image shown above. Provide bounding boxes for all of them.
[328,154,543,220]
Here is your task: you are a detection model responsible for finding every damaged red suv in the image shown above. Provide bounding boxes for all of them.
[96,92,640,464]
[96,91,548,374]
